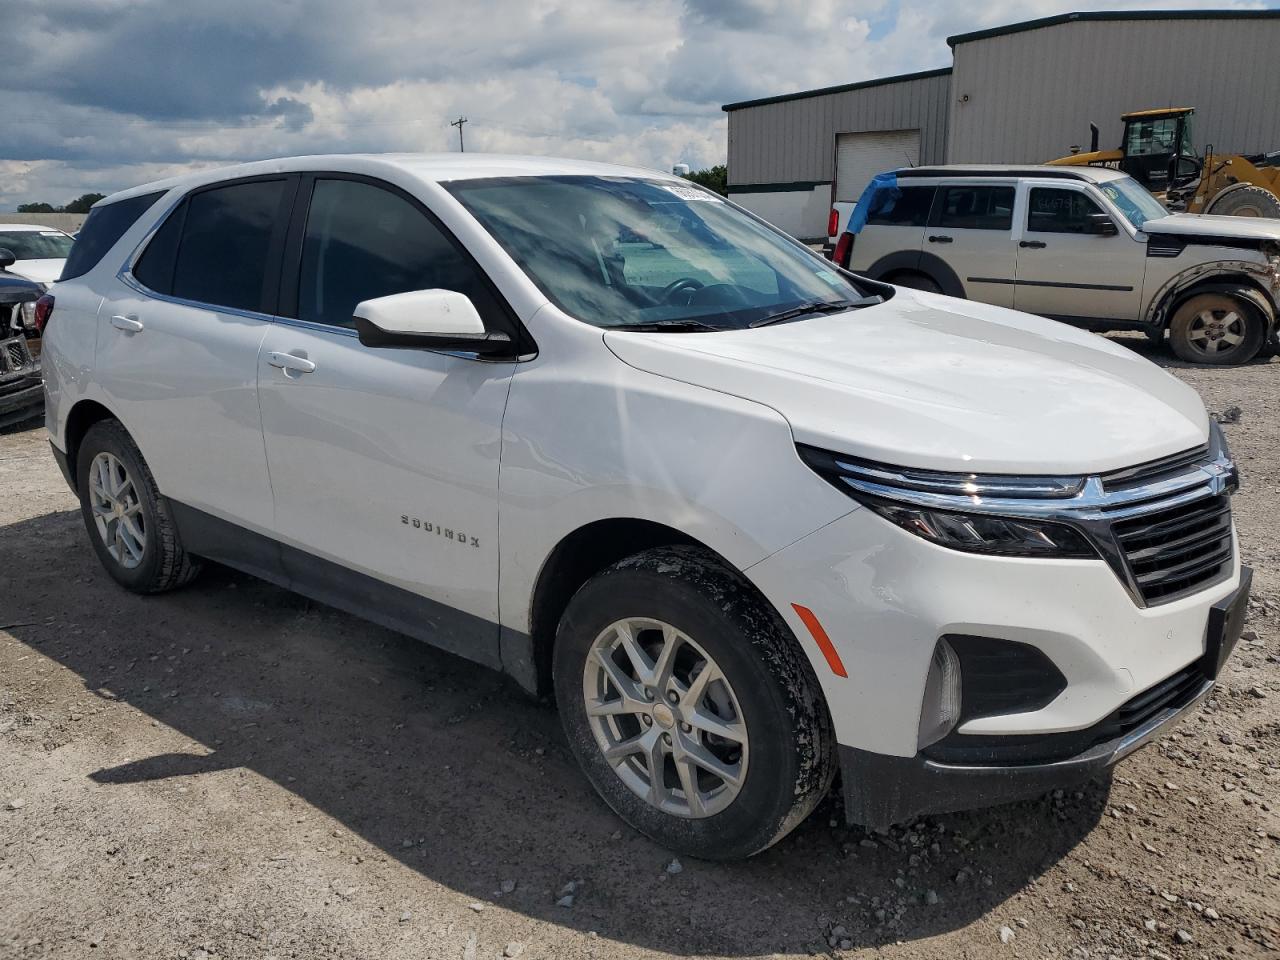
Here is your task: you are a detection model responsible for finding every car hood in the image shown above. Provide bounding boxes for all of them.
[1143,213,1280,241]
[6,259,63,285]
[603,291,1208,474]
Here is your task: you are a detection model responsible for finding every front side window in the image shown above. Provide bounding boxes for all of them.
[165,179,288,313]
[0,230,74,262]
[1027,188,1105,234]
[447,176,872,330]
[866,186,936,228]
[1125,117,1179,157]
[934,186,1014,230]
[297,178,502,329]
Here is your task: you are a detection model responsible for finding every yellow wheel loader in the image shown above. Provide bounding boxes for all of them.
[1049,107,1280,217]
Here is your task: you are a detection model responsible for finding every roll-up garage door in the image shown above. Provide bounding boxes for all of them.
[834,129,921,202]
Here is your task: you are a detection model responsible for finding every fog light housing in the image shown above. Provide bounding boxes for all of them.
[918,639,962,749]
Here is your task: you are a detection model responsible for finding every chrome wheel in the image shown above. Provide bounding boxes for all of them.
[88,451,146,569]
[582,617,749,818]
[1187,305,1246,357]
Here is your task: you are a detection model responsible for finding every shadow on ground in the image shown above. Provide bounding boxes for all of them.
[4,507,1107,955]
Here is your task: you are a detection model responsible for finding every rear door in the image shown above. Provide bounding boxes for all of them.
[96,176,295,534]
[1012,182,1145,321]
[926,182,1018,307]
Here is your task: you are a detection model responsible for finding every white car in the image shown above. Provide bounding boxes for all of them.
[0,223,75,285]
[41,155,1249,859]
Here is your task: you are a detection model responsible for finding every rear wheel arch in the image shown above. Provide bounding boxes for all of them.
[864,250,963,298]
[62,399,121,488]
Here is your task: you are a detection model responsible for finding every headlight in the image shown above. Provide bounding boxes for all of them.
[798,444,1097,559]
[863,499,1095,557]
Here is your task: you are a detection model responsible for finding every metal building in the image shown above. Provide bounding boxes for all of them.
[722,9,1280,243]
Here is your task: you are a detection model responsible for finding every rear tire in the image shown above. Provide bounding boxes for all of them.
[1205,185,1280,218]
[76,420,202,594]
[1168,291,1266,365]
[889,271,943,294]
[553,546,836,860]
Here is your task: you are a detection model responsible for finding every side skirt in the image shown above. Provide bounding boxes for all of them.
[170,501,516,675]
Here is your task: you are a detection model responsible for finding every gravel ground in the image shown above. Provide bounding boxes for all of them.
[1,336,1277,960]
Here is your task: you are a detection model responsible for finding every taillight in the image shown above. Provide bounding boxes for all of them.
[33,294,54,334]
[827,207,839,238]
[832,232,854,268]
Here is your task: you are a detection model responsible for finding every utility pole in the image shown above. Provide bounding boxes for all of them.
[450,116,468,152]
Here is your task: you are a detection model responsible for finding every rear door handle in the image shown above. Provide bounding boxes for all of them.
[110,314,144,332]
[267,351,317,375]
[1019,240,1047,249]
[927,235,953,244]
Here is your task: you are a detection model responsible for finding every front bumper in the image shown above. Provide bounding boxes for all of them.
[839,567,1250,827]
[0,376,42,428]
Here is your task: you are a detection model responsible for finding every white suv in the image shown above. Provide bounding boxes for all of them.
[834,165,1280,365]
[42,155,1250,859]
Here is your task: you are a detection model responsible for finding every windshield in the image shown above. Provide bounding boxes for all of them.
[0,230,74,261]
[1098,176,1170,230]
[446,176,872,330]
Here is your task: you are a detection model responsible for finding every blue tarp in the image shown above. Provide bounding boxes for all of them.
[845,171,900,235]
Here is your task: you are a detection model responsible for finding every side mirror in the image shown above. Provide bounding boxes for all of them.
[1087,213,1118,237]
[353,289,512,356]
[0,249,15,269]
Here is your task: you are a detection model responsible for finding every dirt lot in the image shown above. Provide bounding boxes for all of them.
[1,337,1278,960]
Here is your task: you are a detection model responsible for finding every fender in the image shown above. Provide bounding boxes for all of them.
[863,250,965,298]
[1144,261,1279,333]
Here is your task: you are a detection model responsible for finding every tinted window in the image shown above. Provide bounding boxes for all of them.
[935,186,1014,230]
[866,186,935,227]
[170,180,287,312]
[1027,188,1106,234]
[133,200,186,294]
[298,178,502,329]
[0,231,74,261]
[60,191,164,281]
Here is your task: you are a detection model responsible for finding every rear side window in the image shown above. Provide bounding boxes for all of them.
[934,185,1014,230]
[296,178,504,329]
[59,191,164,281]
[866,186,935,227]
[1027,188,1105,234]
[135,179,288,313]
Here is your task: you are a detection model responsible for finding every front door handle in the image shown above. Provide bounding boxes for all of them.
[1019,240,1047,249]
[110,314,144,333]
[927,235,953,244]
[267,351,317,375]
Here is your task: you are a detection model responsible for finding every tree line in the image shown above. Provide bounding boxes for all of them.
[16,193,107,214]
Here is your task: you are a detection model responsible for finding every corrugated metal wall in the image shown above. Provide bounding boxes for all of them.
[726,70,952,186]
[948,17,1280,163]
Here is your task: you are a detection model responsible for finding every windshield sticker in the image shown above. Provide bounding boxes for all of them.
[39,231,64,237]
[815,270,843,286]
[662,183,722,203]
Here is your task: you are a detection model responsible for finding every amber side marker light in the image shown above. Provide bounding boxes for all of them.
[791,603,848,678]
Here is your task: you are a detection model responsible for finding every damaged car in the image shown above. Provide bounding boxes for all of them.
[0,268,44,427]
[832,165,1280,364]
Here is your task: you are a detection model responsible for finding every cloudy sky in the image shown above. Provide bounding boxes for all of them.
[1,0,1272,209]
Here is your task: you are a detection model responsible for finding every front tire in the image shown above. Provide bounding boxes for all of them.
[76,420,201,594]
[1205,185,1280,218]
[1168,291,1266,365]
[553,546,835,860]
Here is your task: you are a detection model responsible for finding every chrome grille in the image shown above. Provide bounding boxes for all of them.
[0,336,33,375]
[1112,494,1233,604]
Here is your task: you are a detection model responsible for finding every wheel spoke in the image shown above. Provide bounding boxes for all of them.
[593,648,646,705]
[603,732,648,763]
[675,734,742,789]
[614,621,656,685]
[679,659,719,712]
[585,695,638,718]
[687,705,747,744]
[650,624,681,690]
[642,731,668,807]
[675,758,707,817]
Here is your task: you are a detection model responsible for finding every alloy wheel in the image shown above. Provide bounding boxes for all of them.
[582,617,749,818]
[1186,305,1246,357]
[88,451,147,569]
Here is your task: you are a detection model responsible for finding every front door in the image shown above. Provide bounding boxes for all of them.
[257,176,516,661]
[927,183,1018,307]
[1013,184,1145,321]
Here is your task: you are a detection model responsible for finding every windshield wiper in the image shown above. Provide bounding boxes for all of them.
[748,296,883,328]
[604,320,723,333]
